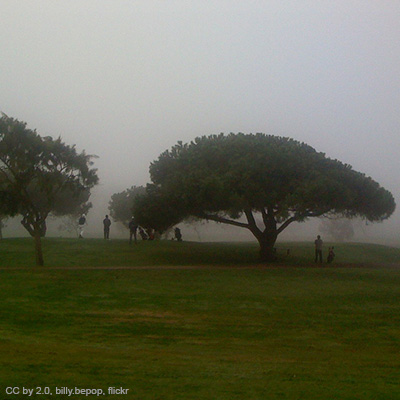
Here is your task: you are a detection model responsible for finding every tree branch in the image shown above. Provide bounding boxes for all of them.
[276,216,297,234]
[244,209,256,226]
[200,213,249,229]
[261,207,269,227]
[276,208,332,234]
[244,208,263,238]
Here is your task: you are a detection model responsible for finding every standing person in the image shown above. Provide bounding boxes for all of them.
[128,217,138,244]
[174,227,182,242]
[78,214,86,239]
[103,215,111,239]
[314,235,323,263]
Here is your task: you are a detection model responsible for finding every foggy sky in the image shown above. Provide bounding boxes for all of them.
[1,1,399,243]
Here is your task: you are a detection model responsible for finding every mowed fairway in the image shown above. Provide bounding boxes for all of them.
[0,239,400,399]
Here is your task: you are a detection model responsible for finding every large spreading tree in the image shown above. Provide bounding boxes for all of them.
[134,133,396,261]
[0,114,99,265]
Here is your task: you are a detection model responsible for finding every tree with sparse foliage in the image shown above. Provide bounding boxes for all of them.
[109,186,146,228]
[134,133,396,261]
[0,114,99,265]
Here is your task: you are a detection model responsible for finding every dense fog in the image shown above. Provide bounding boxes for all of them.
[1,1,399,246]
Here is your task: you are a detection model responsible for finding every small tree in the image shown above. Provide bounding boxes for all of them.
[109,186,146,228]
[134,133,396,261]
[0,114,99,265]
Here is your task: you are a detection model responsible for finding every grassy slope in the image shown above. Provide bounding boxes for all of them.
[0,239,400,399]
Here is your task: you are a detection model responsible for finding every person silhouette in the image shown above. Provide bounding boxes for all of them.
[128,217,138,244]
[78,214,86,239]
[314,235,323,263]
[174,227,182,242]
[103,215,111,239]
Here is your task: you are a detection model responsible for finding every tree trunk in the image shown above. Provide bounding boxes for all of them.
[257,233,278,262]
[33,226,44,266]
[21,217,35,236]
[21,216,46,266]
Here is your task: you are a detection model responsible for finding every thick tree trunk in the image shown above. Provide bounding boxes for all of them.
[33,227,44,266]
[257,233,278,262]
[204,208,297,263]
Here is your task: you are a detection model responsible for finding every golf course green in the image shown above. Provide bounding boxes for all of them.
[0,239,399,399]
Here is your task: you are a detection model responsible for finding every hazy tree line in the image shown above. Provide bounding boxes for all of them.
[0,115,396,265]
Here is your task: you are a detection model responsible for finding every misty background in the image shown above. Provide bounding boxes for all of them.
[1,1,399,245]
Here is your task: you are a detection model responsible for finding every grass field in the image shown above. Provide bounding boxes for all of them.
[1,237,400,268]
[0,238,400,399]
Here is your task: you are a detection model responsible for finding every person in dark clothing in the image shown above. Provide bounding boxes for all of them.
[314,235,323,263]
[174,227,182,242]
[78,214,86,239]
[128,217,138,244]
[103,215,111,239]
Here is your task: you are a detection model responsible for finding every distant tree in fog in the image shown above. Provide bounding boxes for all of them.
[133,133,396,261]
[108,186,146,228]
[0,114,99,265]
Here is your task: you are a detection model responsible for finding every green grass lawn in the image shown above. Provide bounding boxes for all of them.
[1,237,400,268]
[0,239,399,399]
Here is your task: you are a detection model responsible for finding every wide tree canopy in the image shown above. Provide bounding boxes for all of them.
[134,133,396,261]
[0,114,99,265]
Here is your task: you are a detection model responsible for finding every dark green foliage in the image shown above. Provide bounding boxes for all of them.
[108,185,146,228]
[132,184,185,232]
[135,133,396,260]
[0,114,99,265]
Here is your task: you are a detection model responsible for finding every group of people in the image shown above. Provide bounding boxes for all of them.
[77,214,183,244]
[77,214,113,240]
[128,218,156,243]
[78,214,142,242]
[314,235,335,264]
[78,215,332,264]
